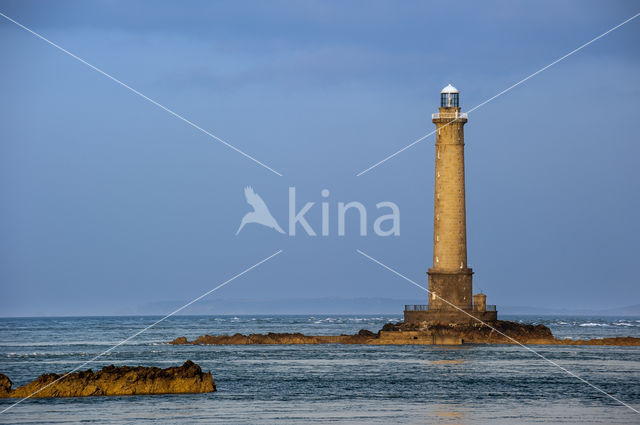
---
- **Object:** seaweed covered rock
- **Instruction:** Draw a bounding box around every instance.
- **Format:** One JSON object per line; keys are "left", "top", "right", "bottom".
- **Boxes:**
{"left": 171, "top": 331, "right": 377, "bottom": 345}
{"left": 0, "top": 360, "right": 215, "bottom": 398}
{"left": 357, "top": 329, "right": 376, "bottom": 337}
{"left": 0, "top": 374, "right": 12, "bottom": 397}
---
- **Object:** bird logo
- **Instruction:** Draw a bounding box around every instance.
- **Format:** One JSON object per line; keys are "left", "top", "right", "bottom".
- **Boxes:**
{"left": 236, "top": 186, "right": 285, "bottom": 235}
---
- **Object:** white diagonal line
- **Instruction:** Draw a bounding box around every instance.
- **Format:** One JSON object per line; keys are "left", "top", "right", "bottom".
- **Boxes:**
{"left": 356, "top": 12, "right": 640, "bottom": 176}
{"left": 356, "top": 249, "right": 640, "bottom": 414}
{"left": 0, "top": 249, "right": 283, "bottom": 414}
{"left": 0, "top": 11, "right": 283, "bottom": 177}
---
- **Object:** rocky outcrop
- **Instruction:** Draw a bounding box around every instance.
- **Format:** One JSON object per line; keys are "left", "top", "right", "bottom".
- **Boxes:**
{"left": 0, "top": 360, "right": 215, "bottom": 398}
{"left": 393, "top": 320, "right": 556, "bottom": 344}
{"left": 171, "top": 332, "right": 373, "bottom": 345}
{"left": 0, "top": 373, "right": 12, "bottom": 398}
{"left": 552, "top": 336, "right": 640, "bottom": 346}
{"left": 169, "top": 321, "right": 640, "bottom": 346}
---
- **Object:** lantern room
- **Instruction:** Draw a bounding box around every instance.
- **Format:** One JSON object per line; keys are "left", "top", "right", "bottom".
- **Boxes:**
{"left": 440, "top": 84, "right": 459, "bottom": 108}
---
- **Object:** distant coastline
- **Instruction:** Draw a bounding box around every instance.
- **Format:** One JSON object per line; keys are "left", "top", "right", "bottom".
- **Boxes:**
{"left": 2, "top": 298, "right": 640, "bottom": 318}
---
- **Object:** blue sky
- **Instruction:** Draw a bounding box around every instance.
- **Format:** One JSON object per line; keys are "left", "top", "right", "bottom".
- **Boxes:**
{"left": 1, "top": 1, "right": 639, "bottom": 316}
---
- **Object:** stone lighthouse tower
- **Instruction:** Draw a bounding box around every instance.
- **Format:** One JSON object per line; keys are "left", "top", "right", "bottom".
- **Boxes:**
{"left": 404, "top": 84, "right": 497, "bottom": 324}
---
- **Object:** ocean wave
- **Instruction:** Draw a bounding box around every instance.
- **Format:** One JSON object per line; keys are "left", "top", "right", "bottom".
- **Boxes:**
{"left": 6, "top": 351, "right": 89, "bottom": 358}
{"left": 0, "top": 340, "right": 167, "bottom": 348}
{"left": 304, "top": 317, "right": 397, "bottom": 324}
{"left": 579, "top": 323, "right": 609, "bottom": 327}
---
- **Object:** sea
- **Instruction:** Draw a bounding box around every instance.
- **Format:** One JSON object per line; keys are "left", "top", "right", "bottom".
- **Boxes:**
{"left": 0, "top": 315, "right": 639, "bottom": 424}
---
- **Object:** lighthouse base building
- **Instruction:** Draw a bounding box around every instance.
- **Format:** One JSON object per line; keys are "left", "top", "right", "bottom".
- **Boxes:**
{"left": 404, "top": 84, "right": 498, "bottom": 325}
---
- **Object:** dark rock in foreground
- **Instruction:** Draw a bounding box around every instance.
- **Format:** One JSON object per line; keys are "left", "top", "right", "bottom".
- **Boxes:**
{"left": 169, "top": 320, "right": 640, "bottom": 346}
{"left": 0, "top": 360, "right": 215, "bottom": 398}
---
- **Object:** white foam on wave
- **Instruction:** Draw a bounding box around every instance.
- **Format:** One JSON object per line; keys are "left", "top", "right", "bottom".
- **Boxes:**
{"left": 346, "top": 317, "right": 383, "bottom": 322}
{"left": 579, "top": 323, "right": 609, "bottom": 327}
{"left": 6, "top": 351, "right": 89, "bottom": 358}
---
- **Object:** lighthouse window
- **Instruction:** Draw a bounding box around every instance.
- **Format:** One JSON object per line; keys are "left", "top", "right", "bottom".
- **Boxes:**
{"left": 441, "top": 92, "right": 459, "bottom": 108}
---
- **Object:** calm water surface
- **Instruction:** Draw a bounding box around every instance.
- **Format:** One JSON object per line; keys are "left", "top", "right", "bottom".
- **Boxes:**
{"left": 0, "top": 315, "right": 639, "bottom": 424}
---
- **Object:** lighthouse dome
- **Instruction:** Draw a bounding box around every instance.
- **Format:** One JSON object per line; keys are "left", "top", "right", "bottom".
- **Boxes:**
{"left": 441, "top": 84, "right": 459, "bottom": 94}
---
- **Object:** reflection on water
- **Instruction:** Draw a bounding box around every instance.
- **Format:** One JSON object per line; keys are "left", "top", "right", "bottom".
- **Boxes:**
{"left": 433, "top": 404, "right": 466, "bottom": 425}
{"left": 430, "top": 359, "right": 465, "bottom": 365}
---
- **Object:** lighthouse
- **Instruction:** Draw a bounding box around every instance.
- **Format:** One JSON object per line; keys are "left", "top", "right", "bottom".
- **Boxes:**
{"left": 404, "top": 85, "right": 498, "bottom": 324}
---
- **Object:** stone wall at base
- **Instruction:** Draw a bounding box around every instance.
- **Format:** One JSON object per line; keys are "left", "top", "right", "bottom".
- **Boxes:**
{"left": 404, "top": 309, "right": 498, "bottom": 325}
{"left": 427, "top": 268, "right": 473, "bottom": 310}
{"left": 377, "top": 331, "right": 462, "bottom": 345}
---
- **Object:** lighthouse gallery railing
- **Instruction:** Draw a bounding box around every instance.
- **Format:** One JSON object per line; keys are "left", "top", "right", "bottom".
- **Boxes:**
{"left": 405, "top": 304, "right": 496, "bottom": 312}
{"left": 431, "top": 112, "right": 468, "bottom": 119}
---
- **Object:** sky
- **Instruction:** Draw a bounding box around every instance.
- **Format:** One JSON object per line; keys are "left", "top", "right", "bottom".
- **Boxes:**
{"left": 0, "top": 0, "right": 639, "bottom": 316}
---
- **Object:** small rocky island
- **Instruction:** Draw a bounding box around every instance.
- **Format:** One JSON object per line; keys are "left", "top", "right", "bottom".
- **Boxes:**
{"left": 0, "top": 360, "right": 215, "bottom": 398}
{"left": 170, "top": 321, "right": 640, "bottom": 346}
